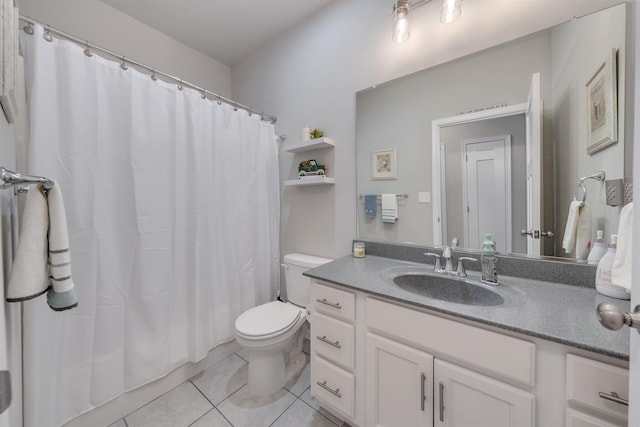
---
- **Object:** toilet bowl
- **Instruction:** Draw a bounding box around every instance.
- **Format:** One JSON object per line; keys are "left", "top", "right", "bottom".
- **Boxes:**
{"left": 234, "top": 253, "right": 332, "bottom": 397}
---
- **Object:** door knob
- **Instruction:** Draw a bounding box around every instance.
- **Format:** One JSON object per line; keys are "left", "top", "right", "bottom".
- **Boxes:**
{"left": 521, "top": 229, "right": 533, "bottom": 237}
{"left": 596, "top": 303, "right": 640, "bottom": 332}
{"left": 540, "top": 231, "right": 555, "bottom": 238}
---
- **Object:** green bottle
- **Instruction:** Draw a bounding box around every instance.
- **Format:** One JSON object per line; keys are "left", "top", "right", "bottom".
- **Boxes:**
{"left": 482, "top": 234, "right": 495, "bottom": 257}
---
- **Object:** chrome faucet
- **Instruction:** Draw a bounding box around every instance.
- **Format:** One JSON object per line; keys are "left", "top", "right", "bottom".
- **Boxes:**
{"left": 425, "top": 238, "right": 478, "bottom": 278}
{"left": 442, "top": 237, "right": 458, "bottom": 274}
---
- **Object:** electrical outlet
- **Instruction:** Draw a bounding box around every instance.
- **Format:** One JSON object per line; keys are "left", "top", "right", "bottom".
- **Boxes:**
{"left": 418, "top": 192, "right": 431, "bottom": 203}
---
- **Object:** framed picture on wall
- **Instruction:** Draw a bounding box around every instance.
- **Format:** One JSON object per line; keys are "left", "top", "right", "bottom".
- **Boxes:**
{"left": 586, "top": 48, "right": 618, "bottom": 155}
{"left": 372, "top": 148, "right": 397, "bottom": 180}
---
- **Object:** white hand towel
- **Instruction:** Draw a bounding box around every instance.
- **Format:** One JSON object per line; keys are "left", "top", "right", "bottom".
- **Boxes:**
{"left": 7, "top": 184, "right": 78, "bottom": 311}
{"left": 562, "top": 200, "right": 583, "bottom": 254}
{"left": 575, "top": 203, "right": 592, "bottom": 260}
{"left": 45, "top": 184, "right": 78, "bottom": 311}
{"left": 7, "top": 186, "right": 49, "bottom": 302}
{"left": 381, "top": 194, "right": 398, "bottom": 224}
{"left": 612, "top": 202, "right": 633, "bottom": 293}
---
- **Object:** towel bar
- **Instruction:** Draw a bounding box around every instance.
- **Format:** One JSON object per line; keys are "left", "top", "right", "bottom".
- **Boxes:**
{"left": 359, "top": 193, "right": 408, "bottom": 200}
{"left": 0, "top": 167, "right": 54, "bottom": 193}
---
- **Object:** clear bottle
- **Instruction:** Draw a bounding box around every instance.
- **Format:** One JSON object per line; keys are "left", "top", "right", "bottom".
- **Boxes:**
{"left": 595, "top": 234, "right": 628, "bottom": 299}
{"left": 481, "top": 233, "right": 498, "bottom": 284}
{"left": 587, "top": 230, "right": 607, "bottom": 263}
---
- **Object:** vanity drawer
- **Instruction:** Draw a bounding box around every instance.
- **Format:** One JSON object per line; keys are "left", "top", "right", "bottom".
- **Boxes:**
{"left": 311, "top": 311, "right": 354, "bottom": 370}
{"left": 311, "top": 282, "right": 355, "bottom": 323}
{"left": 311, "top": 354, "right": 355, "bottom": 419}
{"left": 566, "top": 354, "right": 629, "bottom": 420}
{"left": 366, "top": 297, "right": 535, "bottom": 386}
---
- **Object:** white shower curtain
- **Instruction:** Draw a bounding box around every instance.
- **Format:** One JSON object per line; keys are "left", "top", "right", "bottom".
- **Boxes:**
{"left": 19, "top": 25, "right": 280, "bottom": 427}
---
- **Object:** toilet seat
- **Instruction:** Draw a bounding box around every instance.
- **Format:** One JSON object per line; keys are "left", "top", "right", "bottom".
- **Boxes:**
{"left": 235, "top": 301, "right": 305, "bottom": 340}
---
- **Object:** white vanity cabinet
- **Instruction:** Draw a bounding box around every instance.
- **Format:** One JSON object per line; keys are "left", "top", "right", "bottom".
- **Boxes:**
{"left": 309, "top": 282, "right": 357, "bottom": 422}
{"left": 366, "top": 332, "right": 434, "bottom": 427}
{"left": 565, "top": 354, "right": 629, "bottom": 426}
{"left": 308, "top": 279, "right": 628, "bottom": 427}
{"left": 434, "top": 359, "right": 534, "bottom": 427}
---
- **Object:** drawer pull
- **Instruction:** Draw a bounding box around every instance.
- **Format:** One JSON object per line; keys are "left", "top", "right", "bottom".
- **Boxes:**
{"left": 439, "top": 381, "right": 445, "bottom": 422}
{"left": 420, "top": 372, "right": 426, "bottom": 411}
{"left": 317, "top": 380, "right": 342, "bottom": 398}
{"left": 599, "top": 391, "right": 629, "bottom": 406}
{"left": 316, "top": 335, "right": 341, "bottom": 349}
{"left": 316, "top": 298, "right": 342, "bottom": 309}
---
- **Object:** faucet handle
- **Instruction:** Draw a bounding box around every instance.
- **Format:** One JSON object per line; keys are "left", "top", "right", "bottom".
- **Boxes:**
{"left": 456, "top": 257, "right": 478, "bottom": 277}
{"left": 424, "top": 252, "right": 445, "bottom": 273}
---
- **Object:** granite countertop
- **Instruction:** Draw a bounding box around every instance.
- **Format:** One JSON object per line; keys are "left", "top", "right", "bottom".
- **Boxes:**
{"left": 305, "top": 255, "right": 631, "bottom": 360}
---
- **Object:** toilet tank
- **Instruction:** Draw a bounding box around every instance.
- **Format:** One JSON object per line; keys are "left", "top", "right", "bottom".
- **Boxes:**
{"left": 283, "top": 253, "right": 333, "bottom": 307}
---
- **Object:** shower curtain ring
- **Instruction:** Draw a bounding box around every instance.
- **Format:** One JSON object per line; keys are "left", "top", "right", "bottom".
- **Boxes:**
{"left": 23, "top": 19, "right": 34, "bottom": 35}
{"left": 151, "top": 69, "right": 158, "bottom": 81}
{"left": 177, "top": 80, "right": 183, "bottom": 91}
{"left": 43, "top": 25, "right": 53, "bottom": 42}
{"left": 83, "top": 42, "right": 93, "bottom": 57}
{"left": 201, "top": 90, "right": 206, "bottom": 100}
{"left": 216, "top": 96, "right": 222, "bottom": 106}
{"left": 120, "top": 56, "right": 128, "bottom": 70}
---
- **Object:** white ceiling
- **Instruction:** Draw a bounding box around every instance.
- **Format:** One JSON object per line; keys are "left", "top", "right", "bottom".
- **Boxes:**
{"left": 99, "top": 0, "right": 334, "bottom": 66}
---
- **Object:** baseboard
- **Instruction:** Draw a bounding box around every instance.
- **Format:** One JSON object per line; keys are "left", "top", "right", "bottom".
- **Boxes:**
{"left": 63, "top": 340, "right": 241, "bottom": 427}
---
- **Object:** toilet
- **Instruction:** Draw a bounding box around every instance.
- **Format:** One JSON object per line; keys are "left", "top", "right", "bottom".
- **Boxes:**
{"left": 235, "top": 253, "right": 332, "bottom": 396}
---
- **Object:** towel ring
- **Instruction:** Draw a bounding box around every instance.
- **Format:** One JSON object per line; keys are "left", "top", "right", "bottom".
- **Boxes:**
{"left": 573, "top": 171, "right": 605, "bottom": 204}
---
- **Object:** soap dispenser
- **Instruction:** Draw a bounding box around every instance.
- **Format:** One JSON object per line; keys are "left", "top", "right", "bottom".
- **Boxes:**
{"left": 595, "top": 234, "right": 628, "bottom": 299}
{"left": 587, "top": 230, "right": 607, "bottom": 263}
{"left": 481, "top": 233, "right": 498, "bottom": 285}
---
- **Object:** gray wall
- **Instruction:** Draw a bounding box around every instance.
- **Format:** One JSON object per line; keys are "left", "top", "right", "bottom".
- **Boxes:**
{"left": 18, "top": 0, "right": 232, "bottom": 97}
{"left": 551, "top": 3, "right": 628, "bottom": 256}
{"left": 355, "top": 33, "right": 550, "bottom": 250}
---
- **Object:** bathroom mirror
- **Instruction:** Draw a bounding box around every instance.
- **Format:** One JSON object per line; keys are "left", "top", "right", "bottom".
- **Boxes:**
{"left": 356, "top": 3, "right": 630, "bottom": 259}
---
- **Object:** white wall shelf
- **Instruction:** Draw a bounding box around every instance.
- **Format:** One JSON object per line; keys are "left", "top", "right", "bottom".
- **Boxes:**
{"left": 285, "top": 176, "right": 335, "bottom": 186}
{"left": 284, "top": 137, "right": 335, "bottom": 153}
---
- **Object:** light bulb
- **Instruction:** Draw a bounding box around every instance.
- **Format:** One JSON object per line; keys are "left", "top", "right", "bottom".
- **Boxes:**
{"left": 441, "top": 0, "right": 462, "bottom": 24}
{"left": 392, "top": 0, "right": 410, "bottom": 43}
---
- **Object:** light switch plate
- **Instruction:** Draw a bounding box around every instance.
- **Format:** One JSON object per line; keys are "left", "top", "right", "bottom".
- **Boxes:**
{"left": 418, "top": 192, "right": 431, "bottom": 203}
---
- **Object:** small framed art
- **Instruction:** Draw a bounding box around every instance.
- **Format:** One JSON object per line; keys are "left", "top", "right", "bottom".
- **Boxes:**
{"left": 372, "top": 148, "right": 397, "bottom": 180}
{"left": 586, "top": 48, "right": 618, "bottom": 155}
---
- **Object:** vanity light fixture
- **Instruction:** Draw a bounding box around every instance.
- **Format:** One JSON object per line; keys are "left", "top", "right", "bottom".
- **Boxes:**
{"left": 440, "top": 0, "right": 462, "bottom": 24}
{"left": 392, "top": 0, "right": 411, "bottom": 43}
{"left": 392, "top": 0, "right": 462, "bottom": 44}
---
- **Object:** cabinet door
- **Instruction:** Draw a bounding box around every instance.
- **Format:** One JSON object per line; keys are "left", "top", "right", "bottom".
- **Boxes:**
{"left": 366, "top": 332, "right": 433, "bottom": 427}
{"left": 434, "top": 359, "right": 534, "bottom": 427}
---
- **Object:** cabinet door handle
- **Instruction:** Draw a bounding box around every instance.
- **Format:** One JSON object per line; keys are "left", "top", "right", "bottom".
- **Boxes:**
{"left": 317, "top": 380, "right": 342, "bottom": 398}
{"left": 420, "top": 372, "right": 426, "bottom": 411}
{"left": 599, "top": 391, "right": 628, "bottom": 406}
{"left": 316, "top": 298, "right": 342, "bottom": 309}
{"left": 316, "top": 335, "right": 341, "bottom": 348}
{"left": 439, "top": 381, "right": 445, "bottom": 422}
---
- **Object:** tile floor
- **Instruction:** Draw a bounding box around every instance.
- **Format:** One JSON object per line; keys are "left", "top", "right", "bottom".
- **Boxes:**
{"left": 108, "top": 344, "right": 345, "bottom": 427}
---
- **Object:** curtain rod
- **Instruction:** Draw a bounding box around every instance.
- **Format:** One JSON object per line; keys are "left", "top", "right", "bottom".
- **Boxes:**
{"left": 19, "top": 16, "right": 277, "bottom": 124}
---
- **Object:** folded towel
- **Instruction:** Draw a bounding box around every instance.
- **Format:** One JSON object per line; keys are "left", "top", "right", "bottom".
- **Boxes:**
{"left": 381, "top": 194, "right": 398, "bottom": 224}
{"left": 7, "top": 184, "right": 78, "bottom": 311}
{"left": 612, "top": 202, "right": 633, "bottom": 293}
{"left": 46, "top": 184, "right": 78, "bottom": 311}
{"left": 575, "top": 203, "right": 592, "bottom": 260}
{"left": 7, "top": 186, "right": 49, "bottom": 302}
{"left": 364, "top": 194, "right": 377, "bottom": 218}
{"left": 562, "top": 200, "right": 584, "bottom": 255}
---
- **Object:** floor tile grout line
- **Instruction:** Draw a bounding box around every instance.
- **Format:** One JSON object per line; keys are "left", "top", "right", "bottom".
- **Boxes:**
{"left": 267, "top": 390, "right": 300, "bottom": 427}
{"left": 188, "top": 378, "right": 238, "bottom": 427}
{"left": 296, "top": 390, "right": 341, "bottom": 427}
{"left": 186, "top": 407, "right": 215, "bottom": 427}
